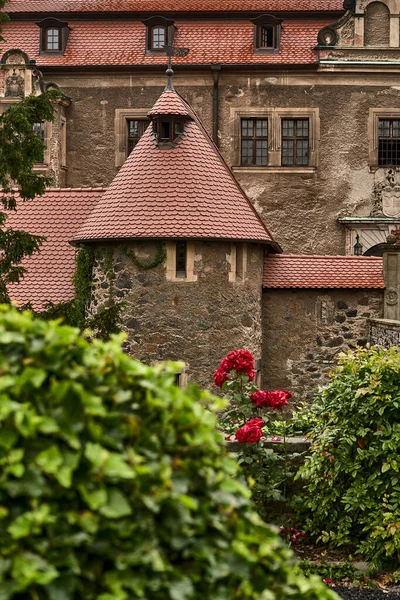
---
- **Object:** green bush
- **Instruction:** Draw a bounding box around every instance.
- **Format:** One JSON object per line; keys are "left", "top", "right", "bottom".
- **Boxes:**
{"left": 0, "top": 307, "right": 337, "bottom": 600}
{"left": 296, "top": 346, "right": 400, "bottom": 571}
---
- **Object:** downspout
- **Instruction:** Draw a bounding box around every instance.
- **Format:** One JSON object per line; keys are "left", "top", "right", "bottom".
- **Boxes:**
{"left": 211, "top": 63, "right": 221, "bottom": 146}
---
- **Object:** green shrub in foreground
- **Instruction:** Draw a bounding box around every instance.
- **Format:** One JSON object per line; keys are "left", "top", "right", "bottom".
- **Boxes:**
{"left": 296, "top": 346, "right": 400, "bottom": 572}
{"left": 0, "top": 307, "right": 338, "bottom": 600}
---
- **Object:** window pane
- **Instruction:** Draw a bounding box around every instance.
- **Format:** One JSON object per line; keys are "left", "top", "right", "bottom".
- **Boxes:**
{"left": 33, "top": 122, "right": 45, "bottom": 142}
{"left": 256, "top": 140, "right": 268, "bottom": 166}
{"left": 282, "top": 140, "right": 294, "bottom": 165}
{"left": 260, "top": 25, "right": 274, "bottom": 48}
{"left": 152, "top": 26, "right": 166, "bottom": 49}
{"left": 378, "top": 118, "right": 400, "bottom": 166}
{"left": 127, "top": 120, "right": 149, "bottom": 155}
{"left": 255, "top": 119, "right": 268, "bottom": 137}
{"left": 241, "top": 119, "right": 254, "bottom": 137}
{"left": 296, "top": 119, "right": 309, "bottom": 137}
{"left": 296, "top": 140, "right": 309, "bottom": 165}
{"left": 241, "top": 140, "right": 254, "bottom": 165}
{"left": 282, "top": 119, "right": 294, "bottom": 137}
{"left": 46, "top": 28, "right": 60, "bottom": 50}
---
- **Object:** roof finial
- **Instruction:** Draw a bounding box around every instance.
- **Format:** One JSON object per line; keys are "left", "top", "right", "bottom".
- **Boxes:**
{"left": 164, "top": 34, "right": 190, "bottom": 92}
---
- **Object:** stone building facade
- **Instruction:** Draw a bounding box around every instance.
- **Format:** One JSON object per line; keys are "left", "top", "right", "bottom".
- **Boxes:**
{"left": 3, "top": 0, "right": 400, "bottom": 400}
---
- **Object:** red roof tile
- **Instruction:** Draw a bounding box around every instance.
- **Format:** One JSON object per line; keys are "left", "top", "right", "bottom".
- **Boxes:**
{"left": 74, "top": 88, "right": 278, "bottom": 246}
{"left": 6, "top": 0, "right": 344, "bottom": 13}
{"left": 148, "top": 91, "right": 194, "bottom": 117}
{"left": 263, "top": 254, "right": 385, "bottom": 289}
{"left": 0, "top": 19, "right": 334, "bottom": 66}
{"left": 7, "top": 188, "right": 104, "bottom": 310}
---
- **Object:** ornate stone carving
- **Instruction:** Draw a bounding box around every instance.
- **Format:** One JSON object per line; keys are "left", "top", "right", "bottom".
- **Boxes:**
{"left": 371, "top": 169, "right": 400, "bottom": 218}
{"left": 386, "top": 288, "right": 398, "bottom": 306}
{"left": 5, "top": 69, "right": 25, "bottom": 97}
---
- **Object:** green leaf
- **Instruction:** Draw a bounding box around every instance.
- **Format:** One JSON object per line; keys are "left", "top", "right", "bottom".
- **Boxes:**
{"left": 36, "top": 445, "right": 63, "bottom": 475}
{"left": 99, "top": 489, "right": 132, "bottom": 519}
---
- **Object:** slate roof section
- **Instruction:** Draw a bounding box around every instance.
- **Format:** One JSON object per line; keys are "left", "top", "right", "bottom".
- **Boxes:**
{"left": 6, "top": 0, "right": 344, "bottom": 13}
{"left": 0, "top": 19, "right": 335, "bottom": 67}
{"left": 74, "top": 89, "right": 278, "bottom": 247}
{"left": 7, "top": 189, "right": 104, "bottom": 310}
{"left": 263, "top": 255, "right": 385, "bottom": 289}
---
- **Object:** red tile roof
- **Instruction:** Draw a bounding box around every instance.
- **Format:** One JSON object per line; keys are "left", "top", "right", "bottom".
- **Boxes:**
{"left": 148, "top": 91, "right": 194, "bottom": 117}
{"left": 7, "top": 188, "right": 104, "bottom": 310}
{"left": 74, "top": 88, "right": 278, "bottom": 247}
{"left": 263, "top": 255, "right": 385, "bottom": 289}
{"left": 6, "top": 0, "right": 344, "bottom": 13}
{"left": 0, "top": 19, "right": 334, "bottom": 66}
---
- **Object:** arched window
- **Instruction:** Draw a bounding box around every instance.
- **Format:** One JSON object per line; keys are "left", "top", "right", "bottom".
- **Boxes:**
{"left": 151, "top": 26, "right": 167, "bottom": 50}
{"left": 365, "top": 2, "right": 390, "bottom": 46}
{"left": 251, "top": 14, "right": 283, "bottom": 53}
{"left": 45, "top": 27, "right": 61, "bottom": 51}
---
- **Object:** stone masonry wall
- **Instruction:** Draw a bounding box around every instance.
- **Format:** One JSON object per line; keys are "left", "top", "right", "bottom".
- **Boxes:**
{"left": 262, "top": 289, "right": 384, "bottom": 403}
{"left": 370, "top": 318, "right": 400, "bottom": 347}
{"left": 89, "top": 240, "right": 264, "bottom": 390}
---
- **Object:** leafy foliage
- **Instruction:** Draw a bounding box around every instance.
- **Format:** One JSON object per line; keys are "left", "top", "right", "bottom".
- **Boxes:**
{"left": 0, "top": 82, "right": 61, "bottom": 302}
{"left": 0, "top": 306, "right": 338, "bottom": 600}
{"left": 296, "top": 346, "right": 400, "bottom": 570}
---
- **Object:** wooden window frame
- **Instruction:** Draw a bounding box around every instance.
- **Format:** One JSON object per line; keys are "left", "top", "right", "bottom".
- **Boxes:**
{"left": 115, "top": 109, "right": 149, "bottom": 167}
{"left": 142, "top": 16, "right": 175, "bottom": 55}
{"left": 251, "top": 14, "right": 282, "bottom": 54}
{"left": 368, "top": 108, "right": 400, "bottom": 170}
{"left": 281, "top": 118, "right": 310, "bottom": 167}
{"left": 37, "top": 18, "right": 70, "bottom": 55}
{"left": 127, "top": 119, "right": 149, "bottom": 156}
{"left": 378, "top": 118, "right": 400, "bottom": 167}
{"left": 230, "top": 107, "right": 319, "bottom": 173}
{"left": 240, "top": 118, "right": 268, "bottom": 167}
{"left": 154, "top": 117, "right": 183, "bottom": 146}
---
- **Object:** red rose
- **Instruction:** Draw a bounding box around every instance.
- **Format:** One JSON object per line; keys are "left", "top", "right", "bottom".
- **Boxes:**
{"left": 250, "top": 390, "right": 269, "bottom": 407}
{"left": 266, "top": 390, "right": 290, "bottom": 409}
{"left": 220, "top": 349, "right": 255, "bottom": 377}
{"left": 235, "top": 422, "right": 263, "bottom": 444}
{"left": 213, "top": 366, "right": 228, "bottom": 387}
{"left": 247, "top": 417, "right": 264, "bottom": 428}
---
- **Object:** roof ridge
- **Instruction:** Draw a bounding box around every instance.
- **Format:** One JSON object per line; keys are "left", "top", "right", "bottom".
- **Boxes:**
{"left": 267, "top": 254, "right": 384, "bottom": 260}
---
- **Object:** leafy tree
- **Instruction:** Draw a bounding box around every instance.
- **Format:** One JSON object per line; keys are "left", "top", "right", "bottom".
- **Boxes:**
{"left": 0, "top": 1, "right": 60, "bottom": 302}
{"left": 0, "top": 306, "right": 339, "bottom": 600}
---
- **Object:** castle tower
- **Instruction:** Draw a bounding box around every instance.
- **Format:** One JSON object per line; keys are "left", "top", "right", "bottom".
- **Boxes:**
{"left": 73, "top": 77, "right": 280, "bottom": 388}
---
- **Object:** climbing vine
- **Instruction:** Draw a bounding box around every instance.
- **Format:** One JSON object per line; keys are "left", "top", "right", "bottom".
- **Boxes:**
{"left": 123, "top": 243, "right": 166, "bottom": 271}
{"left": 35, "top": 242, "right": 166, "bottom": 340}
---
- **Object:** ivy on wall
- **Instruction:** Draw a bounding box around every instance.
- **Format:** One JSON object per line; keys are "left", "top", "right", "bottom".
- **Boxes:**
{"left": 34, "top": 242, "right": 166, "bottom": 340}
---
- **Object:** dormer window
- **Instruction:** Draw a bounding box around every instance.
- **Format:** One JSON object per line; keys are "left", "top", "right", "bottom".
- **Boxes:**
{"left": 251, "top": 14, "right": 282, "bottom": 53}
{"left": 154, "top": 117, "right": 182, "bottom": 144}
{"left": 37, "top": 18, "right": 70, "bottom": 55}
{"left": 45, "top": 27, "right": 61, "bottom": 51}
{"left": 151, "top": 26, "right": 167, "bottom": 50}
{"left": 143, "top": 16, "right": 175, "bottom": 54}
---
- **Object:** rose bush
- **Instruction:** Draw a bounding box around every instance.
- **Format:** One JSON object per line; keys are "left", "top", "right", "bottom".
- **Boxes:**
{"left": 215, "top": 349, "right": 298, "bottom": 517}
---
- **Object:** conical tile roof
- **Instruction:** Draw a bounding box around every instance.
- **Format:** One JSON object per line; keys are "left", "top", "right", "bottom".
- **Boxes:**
{"left": 73, "top": 88, "right": 279, "bottom": 249}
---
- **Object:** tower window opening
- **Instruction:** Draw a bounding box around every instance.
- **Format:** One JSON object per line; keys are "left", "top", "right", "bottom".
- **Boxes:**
{"left": 176, "top": 242, "right": 187, "bottom": 278}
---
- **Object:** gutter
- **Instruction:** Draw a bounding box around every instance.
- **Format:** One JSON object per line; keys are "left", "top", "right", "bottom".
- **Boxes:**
{"left": 211, "top": 64, "right": 221, "bottom": 146}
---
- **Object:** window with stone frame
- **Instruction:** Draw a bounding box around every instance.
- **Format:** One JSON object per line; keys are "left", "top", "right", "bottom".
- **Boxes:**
{"left": 281, "top": 118, "right": 310, "bottom": 166}
{"left": 166, "top": 241, "right": 197, "bottom": 282}
{"left": 378, "top": 118, "right": 400, "bottom": 167}
{"left": 33, "top": 121, "right": 46, "bottom": 164}
{"left": 127, "top": 119, "right": 150, "bottom": 155}
{"left": 240, "top": 118, "right": 268, "bottom": 166}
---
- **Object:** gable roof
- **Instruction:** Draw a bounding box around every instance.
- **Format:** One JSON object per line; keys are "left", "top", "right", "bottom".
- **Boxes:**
{"left": 7, "top": 189, "right": 104, "bottom": 310}
{"left": 6, "top": 0, "right": 344, "bottom": 13}
{"left": 74, "top": 88, "right": 279, "bottom": 248}
{"left": 0, "top": 19, "right": 334, "bottom": 67}
{"left": 263, "top": 254, "right": 385, "bottom": 289}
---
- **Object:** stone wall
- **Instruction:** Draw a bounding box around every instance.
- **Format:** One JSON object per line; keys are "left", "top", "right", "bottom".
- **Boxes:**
{"left": 370, "top": 318, "right": 400, "bottom": 347}
{"left": 262, "top": 288, "right": 384, "bottom": 403}
{"left": 89, "top": 240, "right": 264, "bottom": 389}
{"left": 46, "top": 68, "right": 400, "bottom": 256}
